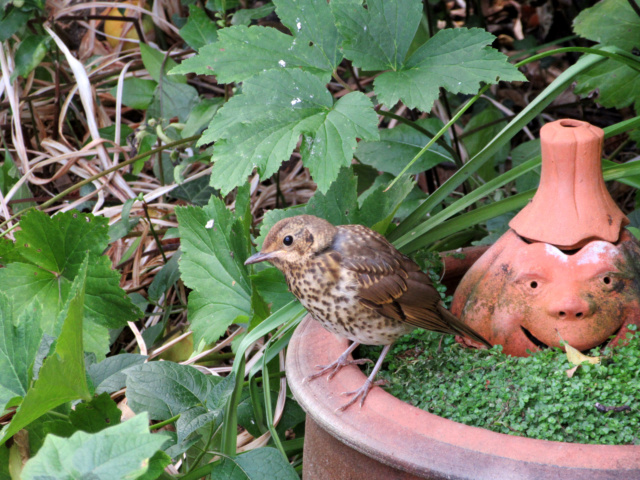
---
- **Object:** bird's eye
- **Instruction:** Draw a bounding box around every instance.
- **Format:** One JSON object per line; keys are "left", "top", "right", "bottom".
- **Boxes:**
{"left": 283, "top": 235, "right": 293, "bottom": 246}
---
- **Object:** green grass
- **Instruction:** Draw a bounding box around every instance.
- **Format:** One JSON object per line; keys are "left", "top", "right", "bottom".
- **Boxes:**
{"left": 360, "top": 324, "right": 640, "bottom": 445}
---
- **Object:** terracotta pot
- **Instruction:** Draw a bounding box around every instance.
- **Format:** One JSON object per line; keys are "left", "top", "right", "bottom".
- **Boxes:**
{"left": 286, "top": 248, "right": 640, "bottom": 479}
{"left": 287, "top": 318, "right": 640, "bottom": 479}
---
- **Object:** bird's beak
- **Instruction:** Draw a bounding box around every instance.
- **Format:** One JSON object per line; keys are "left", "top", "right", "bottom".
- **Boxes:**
{"left": 245, "top": 250, "right": 280, "bottom": 265}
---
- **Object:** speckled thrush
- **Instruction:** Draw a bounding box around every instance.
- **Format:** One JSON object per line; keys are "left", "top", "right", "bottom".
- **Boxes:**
{"left": 245, "top": 215, "right": 491, "bottom": 410}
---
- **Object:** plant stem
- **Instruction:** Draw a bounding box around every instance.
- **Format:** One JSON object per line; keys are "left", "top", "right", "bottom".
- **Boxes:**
{"left": 149, "top": 413, "right": 180, "bottom": 430}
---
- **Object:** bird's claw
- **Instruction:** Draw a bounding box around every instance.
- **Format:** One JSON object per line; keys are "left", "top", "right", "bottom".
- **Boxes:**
{"left": 304, "top": 357, "right": 373, "bottom": 383}
{"left": 335, "top": 378, "right": 386, "bottom": 411}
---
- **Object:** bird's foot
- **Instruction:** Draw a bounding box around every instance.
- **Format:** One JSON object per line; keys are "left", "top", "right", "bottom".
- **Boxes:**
{"left": 305, "top": 356, "right": 373, "bottom": 383}
{"left": 336, "top": 378, "right": 386, "bottom": 411}
{"left": 304, "top": 342, "right": 371, "bottom": 383}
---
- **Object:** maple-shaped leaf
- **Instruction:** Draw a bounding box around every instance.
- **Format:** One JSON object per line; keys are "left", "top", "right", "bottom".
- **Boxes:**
{"left": 172, "top": 25, "right": 332, "bottom": 83}
{"left": 274, "top": 0, "right": 343, "bottom": 70}
{"left": 201, "top": 69, "right": 378, "bottom": 194}
{"left": 373, "top": 28, "right": 526, "bottom": 111}
{"left": 172, "top": 0, "right": 341, "bottom": 82}
{"left": 332, "top": 0, "right": 525, "bottom": 111}
{"left": 176, "top": 197, "right": 253, "bottom": 345}
{"left": 0, "top": 210, "right": 141, "bottom": 358}
{"left": 331, "top": 0, "right": 422, "bottom": 71}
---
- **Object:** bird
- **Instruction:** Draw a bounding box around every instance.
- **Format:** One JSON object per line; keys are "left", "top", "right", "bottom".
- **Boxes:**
{"left": 245, "top": 215, "right": 491, "bottom": 411}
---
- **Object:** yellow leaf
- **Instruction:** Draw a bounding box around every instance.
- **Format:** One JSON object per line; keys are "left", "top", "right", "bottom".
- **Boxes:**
{"left": 565, "top": 343, "right": 601, "bottom": 366}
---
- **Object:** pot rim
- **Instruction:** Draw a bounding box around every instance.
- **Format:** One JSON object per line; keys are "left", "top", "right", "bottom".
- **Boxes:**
{"left": 287, "top": 316, "right": 640, "bottom": 479}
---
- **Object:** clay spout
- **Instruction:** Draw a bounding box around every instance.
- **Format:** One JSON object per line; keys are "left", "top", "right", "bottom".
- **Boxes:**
{"left": 509, "top": 119, "right": 628, "bottom": 249}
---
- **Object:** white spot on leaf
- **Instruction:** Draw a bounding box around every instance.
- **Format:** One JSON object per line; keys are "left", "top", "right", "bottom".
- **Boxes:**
{"left": 205, "top": 219, "right": 215, "bottom": 229}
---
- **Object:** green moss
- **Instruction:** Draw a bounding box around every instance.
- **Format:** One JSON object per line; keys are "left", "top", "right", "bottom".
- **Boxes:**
{"left": 359, "top": 325, "right": 640, "bottom": 445}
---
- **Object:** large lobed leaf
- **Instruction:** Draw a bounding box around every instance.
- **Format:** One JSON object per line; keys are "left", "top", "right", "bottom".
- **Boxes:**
{"left": 0, "top": 294, "right": 42, "bottom": 413}
{"left": 126, "top": 361, "right": 235, "bottom": 443}
{"left": 372, "top": 28, "right": 527, "bottom": 111}
{"left": 173, "top": 0, "right": 341, "bottom": 81}
{"left": 174, "top": 25, "right": 332, "bottom": 83}
{"left": 0, "top": 210, "right": 141, "bottom": 358}
{"left": 177, "top": 196, "right": 253, "bottom": 345}
{"left": 201, "top": 69, "right": 378, "bottom": 194}
{"left": 212, "top": 447, "right": 299, "bottom": 479}
{"left": 355, "top": 118, "right": 454, "bottom": 176}
{"left": 331, "top": 0, "right": 422, "bottom": 71}
{"left": 21, "top": 413, "right": 169, "bottom": 480}
{"left": 0, "top": 257, "right": 91, "bottom": 446}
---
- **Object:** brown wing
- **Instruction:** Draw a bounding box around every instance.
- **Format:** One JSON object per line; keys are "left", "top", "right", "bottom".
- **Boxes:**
{"left": 333, "top": 225, "right": 491, "bottom": 347}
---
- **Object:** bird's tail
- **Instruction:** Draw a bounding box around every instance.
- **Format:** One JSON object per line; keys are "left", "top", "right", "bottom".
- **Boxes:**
{"left": 437, "top": 304, "right": 492, "bottom": 349}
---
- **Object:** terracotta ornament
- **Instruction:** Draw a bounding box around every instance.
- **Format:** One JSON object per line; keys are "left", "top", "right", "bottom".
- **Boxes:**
{"left": 452, "top": 119, "right": 640, "bottom": 356}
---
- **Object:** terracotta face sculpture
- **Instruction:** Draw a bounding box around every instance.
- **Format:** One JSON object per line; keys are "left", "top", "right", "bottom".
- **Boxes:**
{"left": 452, "top": 230, "right": 640, "bottom": 356}
{"left": 452, "top": 119, "right": 640, "bottom": 356}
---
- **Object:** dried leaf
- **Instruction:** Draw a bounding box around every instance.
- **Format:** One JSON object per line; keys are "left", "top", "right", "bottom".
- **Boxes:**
{"left": 565, "top": 343, "right": 601, "bottom": 366}
{"left": 565, "top": 343, "right": 600, "bottom": 377}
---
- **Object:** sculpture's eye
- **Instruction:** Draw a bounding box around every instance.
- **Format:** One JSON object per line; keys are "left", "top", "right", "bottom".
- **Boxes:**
{"left": 283, "top": 235, "right": 294, "bottom": 246}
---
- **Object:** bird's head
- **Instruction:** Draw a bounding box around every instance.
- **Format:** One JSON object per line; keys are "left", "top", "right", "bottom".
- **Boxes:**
{"left": 245, "top": 215, "right": 337, "bottom": 268}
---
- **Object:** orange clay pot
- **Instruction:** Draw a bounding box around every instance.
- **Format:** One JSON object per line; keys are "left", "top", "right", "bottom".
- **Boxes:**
{"left": 452, "top": 119, "right": 640, "bottom": 356}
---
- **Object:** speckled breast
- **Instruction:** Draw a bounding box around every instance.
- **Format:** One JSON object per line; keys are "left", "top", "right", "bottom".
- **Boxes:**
{"left": 287, "top": 257, "right": 413, "bottom": 346}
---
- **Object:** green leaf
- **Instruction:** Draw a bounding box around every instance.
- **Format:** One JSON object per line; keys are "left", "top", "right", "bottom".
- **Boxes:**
{"left": 511, "top": 140, "right": 541, "bottom": 193}
{"left": 355, "top": 118, "right": 453, "bottom": 175}
{"left": 274, "top": 0, "right": 342, "bottom": 70}
{"left": 0, "top": 294, "right": 42, "bottom": 412}
{"left": 231, "top": 4, "right": 276, "bottom": 26}
{"left": 140, "top": 43, "right": 186, "bottom": 84}
{"left": 462, "top": 104, "right": 508, "bottom": 181}
{"left": 171, "top": 176, "right": 218, "bottom": 206}
{"left": 181, "top": 97, "right": 224, "bottom": 138}
{"left": 21, "top": 413, "right": 167, "bottom": 480}
{"left": 374, "top": 28, "right": 526, "bottom": 110}
{"left": 304, "top": 167, "right": 359, "bottom": 224}
{"left": 69, "top": 393, "right": 122, "bottom": 433}
{"left": 111, "top": 77, "right": 157, "bottom": 110}
{"left": 176, "top": 373, "right": 235, "bottom": 442}
{"left": 0, "top": 444, "right": 9, "bottom": 480}
{"left": 300, "top": 91, "right": 379, "bottom": 192}
{"left": 332, "top": 0, "right": 422, "bottom": 71}
{"left": 358, "top": 174, "right": 414, "bottom": 233}
{"left": 0, "top": 152, "right": 35, "bottom": 214}
{"left": 203, "top": 69, "right": 378, "bottom": 194}
{"left": 180, "top": 4, "right": 218, "bottom": 50}
{"left": 87, "top": 353, "right": 147, "bottom": 394}
{"left": 177, "top": 197, "right": 252, "bottom": 344}
{"left": 573, "top": 0, "right": 640, "bottom": 54}
{"left": 11, "top": 34, "right": 49, "bottom": 82}
{"left": 0, "top": 8, "right": 30, "bottom": 42}
{"left": 147, "top": 78, "right": 200, "bottom": 123}
{"left": 126, "top": 361, "right": 231, "bottom": 422}
{"left": 0, "top": 210, "right": 141, "bottom": 357}
{"left": 148, "top": 251, "right": 181, "bottom": 302}
{"left": 0, "top": 256, "right": 91, "bottom": 445}
{"left": 574, "top": 60, "right": 640, "bottom": 112}
{"left": 212, "top": 447, "right": 298, "bottom": 479}
{"left": 256, "top": 166, "right": 412, "bottom": 242}
{"left": 173, "top": 25, "right": 332, "bottom": 82}
{"left": 250, "top": 268, "right": 294, "bottom": 312}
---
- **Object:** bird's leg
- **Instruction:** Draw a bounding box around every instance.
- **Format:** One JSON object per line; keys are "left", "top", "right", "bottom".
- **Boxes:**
{"left": 305, "top": 341, "right": 373, "bottom": 382}
{"left": 338, "top": 344, "right": 392, "bottom": 411}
